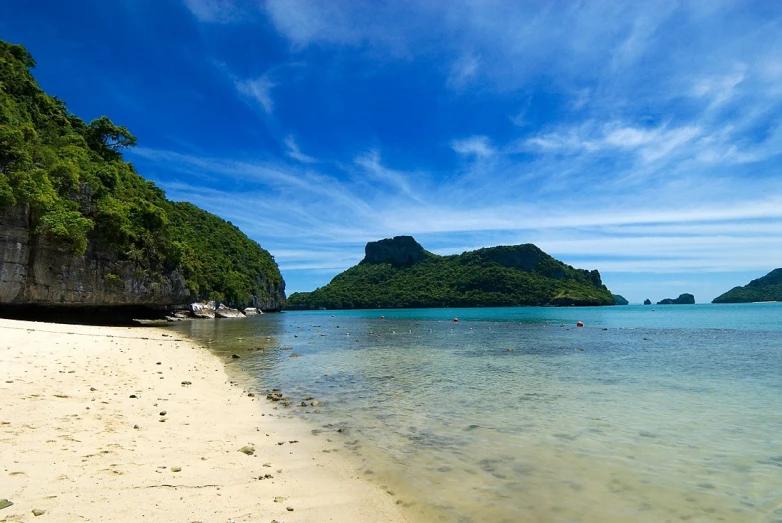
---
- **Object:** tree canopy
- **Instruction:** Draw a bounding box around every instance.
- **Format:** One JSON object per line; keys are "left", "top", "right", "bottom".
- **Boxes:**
{"left": 712, "top": 269, "right": 782, "bottom": 303}
{"left": 287, "top": 241, "right": 615, "bottom": 309}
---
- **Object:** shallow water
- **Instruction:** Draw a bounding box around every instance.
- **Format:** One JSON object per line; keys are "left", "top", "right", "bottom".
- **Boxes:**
{"left": 167, "top": 304, "right": 782, "bottom": 522}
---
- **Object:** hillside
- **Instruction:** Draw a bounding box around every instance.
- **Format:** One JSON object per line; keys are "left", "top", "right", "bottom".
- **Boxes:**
{"left": 712, "top": 269, "right": 782, "bottom": 303}
{"left": 0, "top": 40, "right": 284, "bottom": 311}
{"left": 286, "top": 236, "right": 615, "bottom": 309}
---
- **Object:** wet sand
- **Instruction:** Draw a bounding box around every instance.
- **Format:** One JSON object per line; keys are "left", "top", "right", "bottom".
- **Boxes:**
{"left": 0, "top": 318, "right": 407, "bottom": 522}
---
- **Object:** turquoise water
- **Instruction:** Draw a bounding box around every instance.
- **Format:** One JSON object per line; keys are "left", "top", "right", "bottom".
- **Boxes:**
{"left": 168, "top": 304, "right": 782, "bottom": 522}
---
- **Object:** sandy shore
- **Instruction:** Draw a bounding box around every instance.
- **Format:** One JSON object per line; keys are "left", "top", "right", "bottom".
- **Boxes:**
{"left": 0, "top": 318, "right": 408, "bottom": 523}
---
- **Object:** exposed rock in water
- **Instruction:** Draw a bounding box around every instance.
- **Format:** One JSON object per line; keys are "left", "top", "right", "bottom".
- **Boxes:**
{"left": 215, "top": 304, "right": 244, "bottom": 318}
{"left": 657, "top": 293, "right": 695, "bottom": 305}
{"left": 644, "top": 299, "right": 652, "bottom": 305}
{"left": 190, "top": 301, "right": 215, "bottom": 319}
{"left": 243, "top": 307, "right": 261, "bottom": 315}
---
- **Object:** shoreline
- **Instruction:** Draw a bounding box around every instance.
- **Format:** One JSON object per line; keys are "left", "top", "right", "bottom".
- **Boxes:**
{"left": 0, "top": 318, "right": 407, "bottom": 522}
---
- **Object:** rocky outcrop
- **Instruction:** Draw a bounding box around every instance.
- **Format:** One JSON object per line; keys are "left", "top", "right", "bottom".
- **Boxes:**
{"left": 243, "top": 307, "right": 261, "bottom": 315}
{"left": 0, "top": 206, "right": 191, "bottom": 307}
{"left": 361, "top": 236, "right": 428, "bottom": 266}
{"left": 190, "top": 301, "right": 216, "bottom": 318}
{"left": 215, "top": 304, "right": 244, "bottom": 318}
{"left": 657, "top": 293, "right": 695, "bottom": 305}
{"left": 644, "top": 299, "right": 652, "bottom": 305}
{"left": 613, "top": 294, "right": 629, "bottom": 305}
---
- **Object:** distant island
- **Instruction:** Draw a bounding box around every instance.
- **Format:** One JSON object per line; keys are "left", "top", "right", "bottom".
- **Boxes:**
{"left": 644, "top": 299, "right": 652, "bottom": 305}
{"left": 712, "top": 269, "right": 782, "bottom": 303}
{"left": 286, "top": 236, "right": 616, "bottom": 309}
{"left": 613, "top": 294, "right": 629, "bottom": 305}
{"left": 657, "top": 293, "right": 695, "bottom": 305}
{"left": 0, "top": 41, "right": 285, "bottom": 316}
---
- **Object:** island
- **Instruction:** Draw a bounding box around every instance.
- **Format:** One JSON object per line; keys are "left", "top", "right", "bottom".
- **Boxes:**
{"left": 644, "top": 299, "right": 652, "bottom": 305}
{"left": 712, "top": 268, "right": 782, "bottom": 303}
{"left": 657, "top": 293, "right": 695, "bottom": 305}
{"left": 0, "top": 41, "right": 285, "bottom": 320}
{"left": 613, "top": 294, "right": 629, "bottom": 305}
{"left": 286, "top": 236, "right": 616, "bottom": 309}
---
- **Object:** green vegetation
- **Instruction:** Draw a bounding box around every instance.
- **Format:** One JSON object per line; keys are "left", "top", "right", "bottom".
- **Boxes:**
{"left": 712, "top": 269, "right": 782, "bottom": 303}
{"left": 657, "top": 293, "right": 695, "bottom": 305}
{"left": 287, "top": 238, "right": 615, "bottom": 309}
{"left": 0, "top": 40, "right": 283, "bottom": 308}
{"left": 612, "top": 294, "right": 629, "bottom": 305}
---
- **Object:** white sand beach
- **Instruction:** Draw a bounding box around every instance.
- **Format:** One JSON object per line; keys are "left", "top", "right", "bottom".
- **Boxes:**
{"left": 0, "top": 318, "right": 407, "bottom": 523}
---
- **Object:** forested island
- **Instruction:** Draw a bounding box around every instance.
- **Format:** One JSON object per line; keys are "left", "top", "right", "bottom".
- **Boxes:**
{"left": 286, "top": 236, "right": 616, "bottom": 309}
{"left": 612, "top": 294, "right": 629, "bottom": 305}
{"left": 657, "top": 293, "right": 695, "bottom": 305}
{"left": 712, "top": 269, "right": 782, "bottom": 303}
{"left": 0, "top": 41, "right": 285, "bottom": 315}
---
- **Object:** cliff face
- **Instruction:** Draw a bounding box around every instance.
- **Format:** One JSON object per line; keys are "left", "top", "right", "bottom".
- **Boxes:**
{"left": 0, "top": 205, "right": 191, "bottom": 306}
{"left": 362, "top": 236, "right": 428, "bottom": 266}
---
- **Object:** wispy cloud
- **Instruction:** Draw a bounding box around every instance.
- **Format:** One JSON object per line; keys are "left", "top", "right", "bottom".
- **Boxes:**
{"left": 234, "top": 75, "right": 275, "bottom": 113}
{"left": 284, "top": 135, "right": 316, "bottom": 163}
{"left": 451, "top": 136, "right": 495, "bottom": 158}
{"left": 447, "top": 54, "right": 480, "bottom": 91}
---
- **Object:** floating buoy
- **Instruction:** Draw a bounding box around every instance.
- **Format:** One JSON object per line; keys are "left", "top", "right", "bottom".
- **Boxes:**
{"left": 576, "top": 321, "right": 584, "bottom": 327}
{"left": 453, "top": 318, "right": 459, "bottom": 323}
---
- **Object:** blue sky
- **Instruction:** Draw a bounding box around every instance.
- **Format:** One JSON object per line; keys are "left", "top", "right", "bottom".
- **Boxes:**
{"left": 3, "top": 1, "right": 782, "bottom": 303}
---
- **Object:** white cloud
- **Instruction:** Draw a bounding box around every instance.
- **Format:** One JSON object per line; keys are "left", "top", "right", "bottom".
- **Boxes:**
{"left": 234, "top": 75, "right": 275, "bottom": 113}
{"left": 451, "top": 136, "right": 495, "bottom": 157}
{"left": 284, "top": 136, "right": 316, "bottom": 163}
{"left": 354, "top": 150, "right": 424, "bottom": 202}
{"left": 523, "top": 122, "right": 702, "bottom": 165}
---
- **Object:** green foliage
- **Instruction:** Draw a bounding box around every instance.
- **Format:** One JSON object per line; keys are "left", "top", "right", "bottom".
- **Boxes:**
{"left": 86, "top": 116, "right": 137, "bottom": 161}
{"left": 103, "top": 273, "right": 123, "bottom": 288}
{"left": 0, "top": 40, "right": 284, "bottom": 308}
{"left": 712, "top": 269, "right": 782, "bottom": 303}
{"left": 37, "top": 201, "right": 94, "bottom": 255}
{"left": 287, "top": 242, "right": 615, "bottom": 309}
{"left": 167, "top": 202, "right": 284, "bottom": 307}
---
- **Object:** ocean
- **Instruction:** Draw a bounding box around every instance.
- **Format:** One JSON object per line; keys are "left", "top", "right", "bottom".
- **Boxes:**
{"left": 166, "top": 303, "right": 782, "bottom": 522}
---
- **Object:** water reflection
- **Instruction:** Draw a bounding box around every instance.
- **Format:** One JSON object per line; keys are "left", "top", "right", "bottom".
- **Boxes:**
{"left": 162, "top": 307, "right": 782, "bottom": 523}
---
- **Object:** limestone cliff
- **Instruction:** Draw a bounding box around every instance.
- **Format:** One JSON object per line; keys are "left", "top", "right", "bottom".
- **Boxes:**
{"left": 0, "top": 205, "right": 191, "bottom": 306}
{"left": 362, "top": 236, "right": 429, "bottom": 266}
